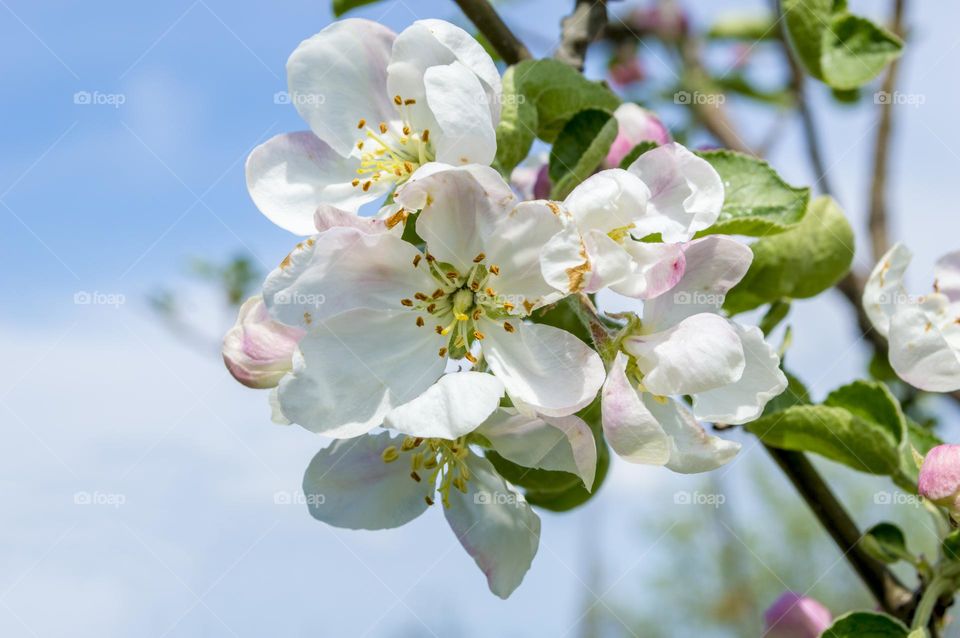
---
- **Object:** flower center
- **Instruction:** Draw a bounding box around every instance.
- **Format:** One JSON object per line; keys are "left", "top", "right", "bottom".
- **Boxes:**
{"left": 351, "top": 94, "right": 435, "bottom": 193}
{"left": 400, "top": 252, "right": 522, "bottom": 363}
{"left": 381, "top": 436, "right": 471, "bottom": 507}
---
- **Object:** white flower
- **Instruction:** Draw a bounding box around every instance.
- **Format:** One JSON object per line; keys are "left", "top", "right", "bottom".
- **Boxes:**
{"left": 246, "top": 18, "right": 501, "bottom": 235}
{"left": 603, "top": 103, "right": 671, "bottom": 169}
{"left": 263, "top": 165, "right": 605, "bottom": 440}
{"left": 300, "top": 408, "right": 596, "bottom": 598}
{"left": 542, "top": 142, "right": 724, "bottom": 299}
{"left": 863, "top": 243, "right": 960, "bottom": 392}
{"left": 600, "top": 236, "right": 788, "bottom": 472}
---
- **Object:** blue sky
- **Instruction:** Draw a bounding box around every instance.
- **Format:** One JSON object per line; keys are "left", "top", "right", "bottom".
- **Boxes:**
{"left": 3, "top": 0, "right": 960, "bottom": 636}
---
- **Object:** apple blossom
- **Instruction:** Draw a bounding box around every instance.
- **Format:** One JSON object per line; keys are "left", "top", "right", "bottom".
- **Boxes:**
{"left": 600, "top": 236, "right": 787, "bottom": 472}
{"left": 763, "top": 592, "right": 832, "bottom": 638}
{"left": 263, "top": 164, "right": 605, "bottom": 440}
{"left": 603, "top": 103, "right": 671, "bottom": 169}
{"left": 245, "top": 18, "right": 501, "bottom": 234}
{"left": 301, "top": 408, "right": 596, "bottom": 598}
{"left": 222, "top": 295, "right": 305, "bottom": 389}
{"left": 918, "top": 444, "right": 960, "bottom": 516}
{"left": 863, "top": 243, "right": 960, "bottom": 392}
{"left": 541, "top": 142, "right": 723, "bottom": 299}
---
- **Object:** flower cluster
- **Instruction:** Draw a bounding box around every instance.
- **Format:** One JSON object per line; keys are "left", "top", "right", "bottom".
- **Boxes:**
{"left": 224, "top": 17, "right": 787, "bottom": 598}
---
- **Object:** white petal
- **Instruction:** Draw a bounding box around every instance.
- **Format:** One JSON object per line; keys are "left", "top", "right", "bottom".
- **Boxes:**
{"left": 888, "top": 296, "right": 960, "bottom": 392}
{"left": 935, "top": 251, "right": 960, "bottom": 303}
{"left": 302, "top": 432, "right": 433, "bottom": 529}
{"left": 626, "top": 142, "right": 723, "bottom": 242}
{"left": 287, "top": 19, "right": 396, "bottom": 157}
{"left": 245, "top": 132, "right": 386, "bottom": 235}
{"left": 269, "top": 387, "right": 291, "bottom": 425}
{"left": 863, "top": 242, "right": 912, "bottom": 337}
{"left": 600, "top": 353, "right": 671, "bottom": 465}
{"left": 384, "top": 371, "right": 504, "bottom": 439}
{"left": 481, "top": 319, "right": 605, "bottom": 417}
{"left": 642, "top": 235, "right": 753, "bottom": 329}
{"left": 263, "top": 227, "right": 434, "bottom": 328}
{"left": 444, "top": 454, "right": 540, "bottom": 599}
{"left": 222, "top": 295, "right": 304, "bottom": 389}
{"left": 625, "top": 313, "right": 745, "bottom": 396}
{"left": 424, "top": 62, "right": 497, "bottom": 166}
{"left": 477, "top": 408, "right": 598, "bottom": 490}
{"left": 646, "top": 397, "right": 740, "bottom": 473}
{"left": 563, "top": 168, "right": 650, "bottom": 235}
{"left": 278, "top": 309, "right": 445, "bottom": 437}
{"left": 314, "top": 204, "right": 389, "bottom": 234}
{"left": 579, "top": 230, "right": 634, "bottom": 294}
{"left": 609, "top": 239, "right": 687, "bottom": 299}
{"left": 693, "top": 324, "right": 788, "bottom": 424}
{"left": 541, "top": 224, "right": 590, "bottom": 294}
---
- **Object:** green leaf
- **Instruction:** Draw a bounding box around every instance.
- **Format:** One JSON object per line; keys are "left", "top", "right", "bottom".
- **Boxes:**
{"left": 759, "top": 300, "right": 791, "bottom": 336}
{"left": 331, "top": 0, "right": 381, "bottom": 16}
{"left": 724, "top": 196, "right": 854, "bottom": 314}
{"left": 707, "top": 14, "right": 779, "bottom": 41}
{"left": 493, "top": 59, "right": 620, "bottom": 173}
{"left": 617, "top": 141, "right": 659, "bottom": 169}
{"left": 823, "top": 611, "right": 910, "bottom": 637}
{"left": 896, "top": 419, "right": 942, "bottom": 489}
{"left": 761, "top": 370, "right": 810, "bottom": 416}
{"left": 548, "top": 110, "right": 619, "bottom": 200}
{"left": 820, "top": 13, "right": 903, "bottom": 90}
{"left": 746, "top": 380, "right": 906, "bottom": 475}
{"left": 860, "top": 522, "right": 911, "bottom": 564}
{"left": 942, "top": 530, "right": 960, "bottom": 562}
{"left": 782, "top": 0, "right": 834, "bottom": 79}
{"left": 696, "top": 150, "right": 810, "bottom": 237}
{"left": 714, "top": 75, "right": 793, "bottom": 107}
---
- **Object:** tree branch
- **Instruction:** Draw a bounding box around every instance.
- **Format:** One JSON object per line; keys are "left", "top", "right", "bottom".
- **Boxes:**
{"left": 764, "top": 446, "right": 915, "bottom": 618}
{"left": 451, "top": 0, "right": 531, "bottom": 65}
{"left": 555, "top": 0, "right": 608, "bottom": 71}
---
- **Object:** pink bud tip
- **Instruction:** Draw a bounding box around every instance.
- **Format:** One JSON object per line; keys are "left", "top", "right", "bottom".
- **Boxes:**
{"left": 763, "top": 592, "right": 832, "bottom": 638}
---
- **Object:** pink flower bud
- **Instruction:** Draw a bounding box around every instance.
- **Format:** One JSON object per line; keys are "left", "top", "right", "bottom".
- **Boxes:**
{"left": 608, "top": 56, "right": 646, "bottom": 87}
{"left": 918, "top": 444, "right": 960, "bottom": 513}
{"left": 604, "top": 103, "right": 671, "bottom": 169}
{"left": 223, "top": 296, "right": 305, "bottom": 389}
{"left": 764, "top": 592, "right": 832, "bottom": 638}
{"left": 509, "top": 157, "right": 551, "bottom": 200}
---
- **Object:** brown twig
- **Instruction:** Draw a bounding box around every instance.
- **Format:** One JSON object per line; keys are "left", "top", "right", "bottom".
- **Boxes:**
{"left": 764, "top": 446, "right": 915, "bottom": 618}
{"left": 451, "top": 0, "right": 531, "bottom": 65}
{"left": 555, "top": 0, "right": 608, "bottom": 71}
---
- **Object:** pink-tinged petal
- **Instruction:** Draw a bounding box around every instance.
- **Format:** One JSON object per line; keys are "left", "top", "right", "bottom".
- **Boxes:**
{"left": 313, "top": 204, "right": 389, "bottom": 234}
{"left": 246, "top": 132, "right": 387, "bottom": 235}
{"left": 918, "top": 444, "right": 960, "bottom": 513}
{"left": 863, "top": 242, "right": 912, "bottom": 338}
{"left": 763, "top": 592, "right": 833, "bottom": 638}
{"left": 222, "top": 296, "right": 305, "bottom": 389}
{"left": 610, "top": 240, "right": 686, "bottom": 299}
{"left": 263, "top": 227, "right": 435, "bottom": 328}
{"left": 600, "top": 353, "right": 671, "bottom": 465}
{"left": 604, "top": 103, "right": 671, "bottom": 168}
{"left": 693, "top": 323, "right": 788, "bottom": 424}
{"left": 626, "top": 142, "right": 723, "bottom": 242}
{"left": 608, "top": 57, "right": 646, "bottom": 88}
{"left": 935, "top": 250, "right": 960, "bottom": 302}
{"left": 384, "top": 371, "right": 504, "bottom": 439}
{"left": 643, "top": 235, "right": 752, "bottom": 330}
{"left": 480, "top": 319, "right": 605, "bottom": 417}
{"left": 625, "top": 313, "right": 745, "bottom": 397}
{"left": 302, "top": 432, "right": 434, "bottom": 530}
{"left": 646, "top": 397, "right": 740, "bottom": 473}
{"left": 887, "top": 295, "right": 960, "bottom": 392}
{"left": 287, "top": 19, "right": 396, "bottom": 157}
{"left": 563, "top": 168, "right": 651, "bottom": 235}
{"left": 477, "top": 408, "right": 598, "bottom": 491}
{"left": 444, "top": 454, "right": 540, "bottom": 599}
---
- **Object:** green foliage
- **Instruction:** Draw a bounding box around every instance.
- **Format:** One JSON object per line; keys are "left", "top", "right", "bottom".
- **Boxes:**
{"left": 331, "top": 0, "right": 381, "bottom": 17}
{"left": 548, "top": 109, "right": 619, "bottom": 199}
{"left": 860, "top": 522, "right": 912, "bottom": 564}
{"left": 494, "top": 59, "right": 620, "bottom": 173}
{"left": 724, "top": 196, "right": 854, "bottom": 314}
{"left": 746, "top": 380, "right": 906, "bottom": 475}
{"left": 782, "top": 0, "right": 902, "bottom": 89}
{"left": 822, "top": 611, "right": 910, "bottom": 637}
{"left": 942, "top": 530, "right": 960, "bottom": 562}
{"left": 707, "top": 13, "right": 779, "bottom": 41}
{"left": 696, "top": 150, "right": 810, "bottom": 237}
{"left": 617, "top": 141, "right": 660, "bottom": 169}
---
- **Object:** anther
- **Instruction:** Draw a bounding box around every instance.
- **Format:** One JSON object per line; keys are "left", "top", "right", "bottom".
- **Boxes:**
{"left": 412, "top": 254, "right": 422, "bottom": 267}
{"left": 427, "top": 303, "right": 437, "bottom": 314}
{"left": 402, "top": 125, "right": 411, "bottom": 136}
{"left": 464, "top": 352, "right": 478, "bottom": 364}
{"left": 422, "top": 129, "right": 430, "bottom": 142}
{"left": 404, "top": 98, "right": 416, "bottom": 105}
{"left": 473, "top": 330, "right": 485, "bottom": 340}
{"left": 381, "top": 446, "right": 399, "bottom": 463}
{"left": 351, "top": 178, "right": 360, "bottom": 187}
{"left": 490, "top": 264, "right": 500, "bottom": 275}
{"left": 356, "top": 141, "right": 364, "bottom": 150}
{"left": 416, "top": 316, "right": 424, "bottom": 327}
{"left": 438, "top": 347, "right": 448, "bottom": 358}
{"left": 424, "top": 495, "right": 434, "bottom": 506}
{"left": 393, "top": 95, "right": 403, "bottom": 105}
{"left": 504, "top": 322, "right": 515, "bottom": 333}
{"left": 362, "top": 181, "right": 372, "bottom": 192}
{"left": 357, "top": 118, "right": 366, "bottom": 129}
{"left": 473, "top": 253, "right": 486, "bottom": 263}
{"left": 379, "top": 122, "right": 388, "bottom": 134}
{"left": 472, "top": 309, "right": 482, "bottom": 320}
{"left": 400, "top": 298, "right": 414, "bottom": 307}
{"left": 431, "top": 289, "right": 445, "bottom": 299}
{"left": 414, "top": 292, "right": 428, "bottom": 301}
{"left": 410, "top": 471, "right": 422, "bottom": 483}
